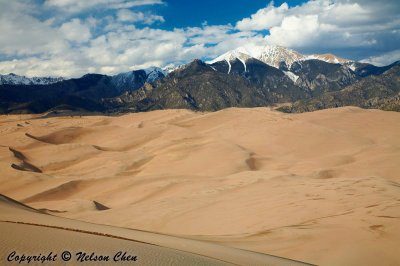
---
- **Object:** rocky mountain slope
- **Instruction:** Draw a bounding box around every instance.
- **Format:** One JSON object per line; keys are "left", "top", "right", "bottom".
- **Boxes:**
{"left": 106, "top": 59, "right": 310, "bottom": 112}
{"left": 207, "top": 45, "right": 360, "bottom": 95}
{"left": 290, "top": 59, "right": 357, "bottom": 94}
{"left": 279, "top": 65, "right": 400, "bottom": 113}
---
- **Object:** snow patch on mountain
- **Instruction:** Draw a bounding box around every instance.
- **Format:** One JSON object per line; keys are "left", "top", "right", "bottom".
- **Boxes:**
{"left": 283, "top": 71, "right": 299, "bottom": 83}
{"left": 226, "top": 60, "right": 232, "bottom": 74}
{"left": 346, "top": 62, "right": 357, "bottom": 71}
{"left": 237, "top": 57, "right": 247, "bottom": 72}
{"left": 162, "top": 64, "right": 185, "bottom": 73}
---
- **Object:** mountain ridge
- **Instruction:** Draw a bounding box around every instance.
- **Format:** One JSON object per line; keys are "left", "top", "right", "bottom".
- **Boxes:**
{"left": 207, "top": 45, "right": 352, "bottom": 70}
{"left": 0, "top": 73, "right": 64, "bottom": 86}
{"left": 0, "top": 45, "right": 399, "bottom": 114}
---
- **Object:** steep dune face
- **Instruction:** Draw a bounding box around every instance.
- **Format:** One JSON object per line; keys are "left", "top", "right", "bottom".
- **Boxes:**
{"left": 0, "top": 107, "right": 399, "bottom": 265}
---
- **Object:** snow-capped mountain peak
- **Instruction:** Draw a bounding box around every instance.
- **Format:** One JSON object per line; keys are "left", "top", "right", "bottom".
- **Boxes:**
{"left": 162, "top": 64, "right": 185, "bottom": 73}
{"left": 207, "top": 47, "right": 252, "bottom": 64}
{"left": 305, "top": 53, "right": 351, "bottom": 64}
{"left": 207, "top": 47, "right": 253, "bottom": 73}
{"left": 0, "top": 73, "right": 64, "bottom": 85}
{"left": 111, "top": 67, "right": 167, "bottom": 92}
{"left": 256, "top": 45, "right": 304, "bottom": 69}
{"left": 113, "top": 67, "right": 166, "bottom": 83}
{"left": 207, "top": 45, "right": 305, "bottom": 70}
{"left": 144, "top": 67, "right": 167, "bottom": 82}
{"left": 209, "top": 45, "right": 352, "bottom": 70}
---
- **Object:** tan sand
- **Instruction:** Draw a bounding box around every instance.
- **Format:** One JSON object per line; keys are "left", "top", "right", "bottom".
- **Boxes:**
{"left": 0, "top": 195, "right": 307, "bottom": 266}
{"left": 0, "top": 107, "right": 399, "bottom": 265}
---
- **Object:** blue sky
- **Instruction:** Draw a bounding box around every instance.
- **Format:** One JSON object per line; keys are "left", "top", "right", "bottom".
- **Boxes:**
{"left": 0, "top": 0, "right": 399, "bottom": 77}
{"left": 159, "top": 0, "right": 306, "bottom": 30}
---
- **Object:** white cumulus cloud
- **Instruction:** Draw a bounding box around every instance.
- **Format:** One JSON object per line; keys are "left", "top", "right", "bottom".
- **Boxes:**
{"left": 361, "top": 49, "right": 400, "bottom": 66}
{"left": 60, "top": 19, "right": 92, "bottom": 43}
{"left": 236, "top": 2, "right": 288, "bottom": 31}
{"left": 116, "top": 9, "right": 164, "bottom": 24}
{"left": 45, "top": 0, "right": 164, "bottom": 13}
{"left": 237, "top": 1, "right": 400, "bottom": 52}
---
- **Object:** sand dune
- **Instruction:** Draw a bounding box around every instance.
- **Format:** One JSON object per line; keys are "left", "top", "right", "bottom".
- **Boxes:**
{"left": 0, "top": 194, "right": 309, "bottom": 265}
{"left": 1, "top": 107, "right": 399, "bottom": 265}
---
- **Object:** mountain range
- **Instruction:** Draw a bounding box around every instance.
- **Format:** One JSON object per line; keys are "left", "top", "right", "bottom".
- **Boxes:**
{"left": 0, "top": 45, "right": 399, "bottom": 114}
{"left": 0, "top": 73, "right": 64, "bottom": 86}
